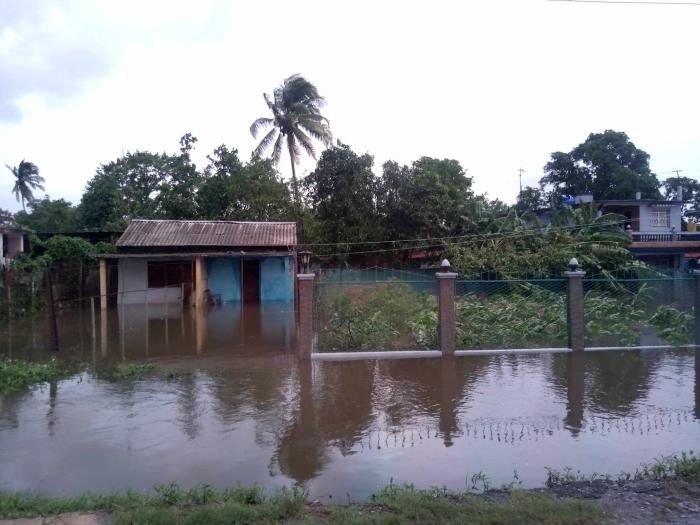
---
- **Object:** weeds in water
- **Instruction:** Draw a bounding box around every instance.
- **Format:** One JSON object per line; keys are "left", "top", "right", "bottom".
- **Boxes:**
{"left": 0, "top": 358, "right": 73, "bottom": 393}
{"left": 546, "top": 451, "right": 700, "bottom": 486}
{"left": 112, "top": 362, "right": 156, "bottom": 380}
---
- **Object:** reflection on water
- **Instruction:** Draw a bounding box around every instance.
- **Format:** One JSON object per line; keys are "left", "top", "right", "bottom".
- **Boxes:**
{"left": 0, "top": 308, "right": 699, "bottom": 500}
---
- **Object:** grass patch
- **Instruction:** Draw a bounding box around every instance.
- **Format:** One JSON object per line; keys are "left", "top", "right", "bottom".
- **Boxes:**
{"left": 546, "top": 451, "right": 700, "bottom": 486}
{"left": 0, "top": 358, "right": 73, "bottom": 393}
{"left": 112, "top": 362, "right": 156, "bottom": 380}
{"left": 0, "top": 482, "right": 609, "bottom": 524}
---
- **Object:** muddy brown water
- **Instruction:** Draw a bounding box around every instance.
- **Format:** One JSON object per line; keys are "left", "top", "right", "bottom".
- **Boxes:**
{"left": 1, "top": 304, "right": 699, "bottom": 501}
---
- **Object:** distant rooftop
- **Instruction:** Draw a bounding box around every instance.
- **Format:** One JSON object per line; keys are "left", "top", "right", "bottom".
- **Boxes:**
{"left": 116, "top": 220, "right": 297, "bottom": 248}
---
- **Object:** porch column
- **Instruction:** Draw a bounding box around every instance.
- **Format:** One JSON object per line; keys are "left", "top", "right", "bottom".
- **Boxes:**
{"left": 297, "top": 273, "right": 315, "bottom": 359}
{"left": 436, "top": 269, "right": 458, "bottom": 356}
{"left": 99, "top": 258, "right": 108, "bottom": 311}
{"left": 195, "top": 256, "right": 207, "bottom": 308}
{"left": 565, "top": 266, "right": 586, "bottom": 353}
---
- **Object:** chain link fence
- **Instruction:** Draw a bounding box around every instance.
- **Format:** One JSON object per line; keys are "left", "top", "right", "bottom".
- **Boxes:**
{"left": 313, "top": 267, "right": 697, "bottom": 352}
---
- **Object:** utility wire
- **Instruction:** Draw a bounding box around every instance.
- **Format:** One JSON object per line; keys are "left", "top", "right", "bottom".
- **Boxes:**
{"left": 310, "top": 220, "right": 630, "bottom": 258}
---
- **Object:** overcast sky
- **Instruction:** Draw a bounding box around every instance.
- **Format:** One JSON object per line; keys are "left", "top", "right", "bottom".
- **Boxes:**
{"left": 1, "top": 0, "right": 699, "bottom": 212}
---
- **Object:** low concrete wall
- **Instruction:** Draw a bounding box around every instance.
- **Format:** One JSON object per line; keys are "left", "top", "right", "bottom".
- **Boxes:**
{"left": 310, "top": 345, "right": 692, "bottom": 361}
{"left": 118, "top": 258, "right": 183, "bottom": 304}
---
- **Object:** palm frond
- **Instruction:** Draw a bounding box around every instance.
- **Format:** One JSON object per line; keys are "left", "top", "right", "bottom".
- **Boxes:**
{"left": 272, "top": 133, "right": 285, "bottom": 166}
{"left": 249, "top": 117, "right": 274, "bottom": 138}
{"left": 252, "top": 128, "right": 278, "bottom": 158}
{"left": 293, "top": 128, "right": 316, "bottom": 159}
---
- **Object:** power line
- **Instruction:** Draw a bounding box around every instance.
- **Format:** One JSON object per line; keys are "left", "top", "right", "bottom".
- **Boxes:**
{"left": 309, "top": 219, "right": 629, "bottom": 258}
{"left": 548, "top": 0, "right": 700, "bottom": 5}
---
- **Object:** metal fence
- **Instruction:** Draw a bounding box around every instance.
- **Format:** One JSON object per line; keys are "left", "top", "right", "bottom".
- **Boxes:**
{"left": 313, "top": 267, "right": 696, "bottom": 352}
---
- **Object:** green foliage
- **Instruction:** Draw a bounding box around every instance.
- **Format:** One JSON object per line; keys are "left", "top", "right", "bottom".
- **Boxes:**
{"left": 112, "top": 362, "right": 156, "bottom": 380}
{"left": 648, "top": 305, "right": 694, "bottom": 346}
{"left": 318, "top": 283, "right": 433, "bottom": 351}
{"left": 516, "top": 186, "right": 546, "bottom": 214}
{"left": 304, "top": 142, "right": 380, "bottom": 252}
{"left": 0, "top": 482, "right": 608, "bottom": 524}
{"left": 0, "top": 358, "right": 72, "bottom": 393}
{"left": 43, "top": 235, "right": 96, "bottom": 264}
{"left": 541, "top": 130, "right": 660, "bottom": 201}
{"left": 378, "top": 157, "right": 474, "bottom": 240}
{"left": 446, "top": 205, "right": 638, "bottom": 280}
{"left": 14, "top": 196, "right": 79, "bottom": 232}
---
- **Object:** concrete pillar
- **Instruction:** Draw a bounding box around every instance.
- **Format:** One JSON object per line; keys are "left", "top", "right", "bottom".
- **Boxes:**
{"left": 436, "top": 271, "right": 458, "bottom": 356}
{"left": 297, "top": 273, "right": 315, "bottom": 359}
{"left": 565, "top": 270, "right": 586, "bottom": 352}
{"left": 195, "top": 256, "right": 207, "bottom": 308}
{"left": 99, "top": 258, "right": 108, "bottom": 311}
{"left": 694, "top": 270, "right": 700, "bottom": 347}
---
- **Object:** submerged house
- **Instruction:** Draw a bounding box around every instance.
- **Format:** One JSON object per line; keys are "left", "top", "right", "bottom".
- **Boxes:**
{"left": 100, "top": 220, "right": 297, "bottom": 306}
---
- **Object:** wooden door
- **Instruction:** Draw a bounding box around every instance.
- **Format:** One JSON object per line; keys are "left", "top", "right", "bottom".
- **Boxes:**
{"left": 241, "top": 260, "right": 260, "bottom": 303}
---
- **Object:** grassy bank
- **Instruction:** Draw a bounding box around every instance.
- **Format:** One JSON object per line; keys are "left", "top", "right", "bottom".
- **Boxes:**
{"left": 0, "top": 358, "right": 72, "bottom": 393}
{"left": 2, "top": 454, "right": 699, "bottom": 523}
{"left": 0, "top": 482, "right": 608, "bottom": 524}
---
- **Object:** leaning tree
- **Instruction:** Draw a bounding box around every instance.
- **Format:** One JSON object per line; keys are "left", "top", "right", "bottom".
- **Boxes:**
{"left": 6, "top": 160, "right": 45, "bottom": 211}
{"left": 250, "top": 74, "right": 332, "bottom": 213}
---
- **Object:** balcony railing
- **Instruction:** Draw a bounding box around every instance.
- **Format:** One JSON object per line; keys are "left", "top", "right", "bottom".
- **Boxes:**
{"left": 631, "top": 232, "right": 700, "bottom": 242}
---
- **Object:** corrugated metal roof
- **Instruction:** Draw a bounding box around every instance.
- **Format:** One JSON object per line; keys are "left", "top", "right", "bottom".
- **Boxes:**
{"left": 116, "top": 220, "right": 297, "bottom": 248}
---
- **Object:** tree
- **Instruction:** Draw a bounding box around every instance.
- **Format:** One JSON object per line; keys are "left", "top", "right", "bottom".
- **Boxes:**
{"left": 250, "top": 74, "right": 332, "bottom": 212}
{"left": 14, "top": 196, "right": 79, "bottom": 232}
{"left": 377, "top": 157, "right": 474, "bottom": 240}
{"left": 197, "top": 145, "right": 293, "bottom": 221}
{"left": 516, "top": 186, "right": 546, "bottom": 214}
{"left": 155, "top": 133, "right": 201, "bottom": 219}
{"left": 6, "top": 160, "right": 45, "bottom": 211}
{"left": 661, "top": 176, "right": 700, "bottom": 225}
{"left": 303, "top": 142, "right": 381, "bottom": 252}
{"left": 541, "top": 130, "right": 660, "bottom": 202}
{"left": 78, "top": 134, "right": 201, "bottom": 229}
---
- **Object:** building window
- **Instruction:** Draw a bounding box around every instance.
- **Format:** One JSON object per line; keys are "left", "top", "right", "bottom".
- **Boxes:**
{"left": 147, "top": 261, "right": 193, "bottom": 288}
{"left": 650, "top": 209, "right": 670, "bottom": 228}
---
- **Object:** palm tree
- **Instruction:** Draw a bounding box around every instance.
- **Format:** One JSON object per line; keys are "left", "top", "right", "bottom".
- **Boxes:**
{"left": 250, "top": 74, "right": 332, "bottom": 211}
{"left": 6, "top": 160, "right": 45, "bottom": 211}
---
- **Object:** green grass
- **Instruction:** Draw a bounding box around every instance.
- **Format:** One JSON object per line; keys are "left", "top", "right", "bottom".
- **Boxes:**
{"left": 112, "top": 362, "right": 156, "bottom": 380}
{"left": 0, "top": 482, "right": 609, "bottom": 524}
{"left": 0, "top": 358, "right": 73, "bottom": 393}
{"left": 546, "top": 451, "right": 700, "bottom": 486}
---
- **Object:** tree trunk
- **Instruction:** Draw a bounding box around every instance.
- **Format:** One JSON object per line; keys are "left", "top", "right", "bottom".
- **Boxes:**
{"left": 288, "top": 143, "right": 305, "bottom": 243}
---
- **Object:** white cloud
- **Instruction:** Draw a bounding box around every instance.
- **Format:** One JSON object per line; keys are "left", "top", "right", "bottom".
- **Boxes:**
{"left": 1, "top": 0, "right": 699, "bottom": 212}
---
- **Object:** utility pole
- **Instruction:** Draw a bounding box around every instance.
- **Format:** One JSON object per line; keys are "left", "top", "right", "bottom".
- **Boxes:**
{"left": 518, "top": 168, "right": 526, "bottom": 197}
{"left": 672, "top": 169, "right": 683, "bottom": 178}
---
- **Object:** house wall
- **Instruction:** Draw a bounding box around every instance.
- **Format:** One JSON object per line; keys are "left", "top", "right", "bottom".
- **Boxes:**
{"left": 117, "top": 255, "right": 294, "bottom": 305}
{"left": 118, "top": 258, "right": 183, "bottom": 304}
{"left": 638, "top": 204, "right": 682, "bottom": 232}
{"left": 260, "top": 256, "right": 294, "bottom": 301}
{"left": 208, "top": 256, "right": 294, "bottom": 302}
{"left": 207, "top": 257, "right": 241, "bottom": 302}
{"left": 6, "top": 233, "right": 23, "bottom": 258}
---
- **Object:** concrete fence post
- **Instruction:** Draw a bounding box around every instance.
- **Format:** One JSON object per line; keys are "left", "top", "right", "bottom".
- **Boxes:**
{"left": 693, "top": 270, "right": 700, "bottom": 347}
{"left": 436, "top": 270, "right": 458, "bottom": 356}
{"left": 565, "top": 268, "right": 586, "bottom": 352}
{"left": 297, "top": 273, "right": 315, "bottom": 359}
{"left": 99, "top": 258, "right": 108, "bottom": 311}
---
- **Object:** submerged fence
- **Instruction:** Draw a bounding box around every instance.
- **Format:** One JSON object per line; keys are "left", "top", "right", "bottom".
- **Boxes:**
{"left": 308, "top": 266, "right": 698, "bottom": 355}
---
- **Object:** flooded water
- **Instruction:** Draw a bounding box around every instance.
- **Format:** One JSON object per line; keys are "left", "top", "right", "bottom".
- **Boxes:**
{"left": 1, "top": 305, "right": 699, "bottom": 500}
